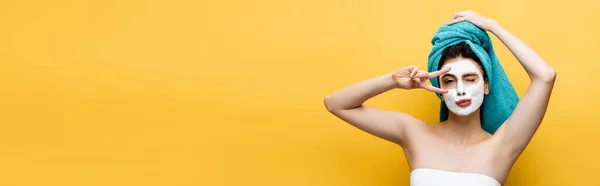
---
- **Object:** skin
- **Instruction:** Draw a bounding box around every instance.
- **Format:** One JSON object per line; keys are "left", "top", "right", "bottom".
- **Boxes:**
{"left": 323, "top": 10, "right": 556, "bottom": 184}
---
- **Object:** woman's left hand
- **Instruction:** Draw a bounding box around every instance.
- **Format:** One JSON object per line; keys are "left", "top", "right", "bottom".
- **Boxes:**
{"left": 445, "top": 10, "right": 499, "bottom": 32}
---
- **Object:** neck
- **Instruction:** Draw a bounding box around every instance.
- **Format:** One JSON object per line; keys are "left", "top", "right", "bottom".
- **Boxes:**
{"left": 438, "top": 109, "right": 490, "bottom": 145}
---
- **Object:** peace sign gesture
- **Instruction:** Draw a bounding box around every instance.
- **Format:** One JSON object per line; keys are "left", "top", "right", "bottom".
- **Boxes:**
{"left": 391, "top": 65, "right": 451, "bottom": 94}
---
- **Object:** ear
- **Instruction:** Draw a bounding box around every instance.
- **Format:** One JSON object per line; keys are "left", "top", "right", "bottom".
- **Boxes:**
{"left": 484, "top": 81, "right": 489, "bottom": 95}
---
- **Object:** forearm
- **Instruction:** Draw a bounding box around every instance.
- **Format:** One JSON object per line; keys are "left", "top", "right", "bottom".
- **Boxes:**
{"left": 490, "top": 24, "right": 556, "bottom": 82}
{"left": 324, "top": 73, "right": 397, "bottom": 111}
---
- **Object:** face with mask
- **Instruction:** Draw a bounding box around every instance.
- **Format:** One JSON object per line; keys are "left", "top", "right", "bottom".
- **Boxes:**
{"left": 439, "top": 58, "right": 488, "bottom": 116}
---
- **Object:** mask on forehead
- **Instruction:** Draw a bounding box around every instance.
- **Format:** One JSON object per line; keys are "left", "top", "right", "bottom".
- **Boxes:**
{"left": 440, "top": 60, "right": 486, "bottom": 116}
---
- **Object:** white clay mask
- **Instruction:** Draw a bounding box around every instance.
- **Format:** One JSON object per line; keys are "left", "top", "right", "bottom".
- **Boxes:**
{"left": 440, "top": 60, "right": 485, "bottom": 116}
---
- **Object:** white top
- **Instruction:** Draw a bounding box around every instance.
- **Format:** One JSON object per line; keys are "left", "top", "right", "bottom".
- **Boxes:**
{"left": 410, "top": 168, "right": 501, "bottom": 186}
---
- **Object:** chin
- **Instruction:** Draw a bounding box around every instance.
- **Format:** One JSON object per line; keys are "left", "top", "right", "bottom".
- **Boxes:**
{"left": 450, "top": 107, "right": 481, "bottom": 116}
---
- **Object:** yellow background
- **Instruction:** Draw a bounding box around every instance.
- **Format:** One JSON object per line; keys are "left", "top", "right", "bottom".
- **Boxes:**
{"left": 1, "top": 0, "right": 598, "bottom": 185}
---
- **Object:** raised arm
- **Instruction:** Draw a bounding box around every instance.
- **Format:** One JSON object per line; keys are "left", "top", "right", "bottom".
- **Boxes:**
{"left": 449, "top": 10, "right": 557, "bottom": 156}
{"left": 491, "top": 23, "right": 556, "bottom": 154}
{"left": 324, "top": 66, "right": 449, "bottom": 146}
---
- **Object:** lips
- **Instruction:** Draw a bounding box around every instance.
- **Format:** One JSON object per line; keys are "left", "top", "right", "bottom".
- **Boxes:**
{"left": 456, "top": 98, "right": 472, "bottom": 107}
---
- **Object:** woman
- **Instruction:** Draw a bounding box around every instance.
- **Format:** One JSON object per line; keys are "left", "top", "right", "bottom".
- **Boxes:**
{"left": 323, "top": 10, "right": 556, "bottom": 186}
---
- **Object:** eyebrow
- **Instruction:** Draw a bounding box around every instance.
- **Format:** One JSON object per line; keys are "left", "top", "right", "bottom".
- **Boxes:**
{"left": 462, "top": 73, "right": 478, "bottom": 77}
{"left": 441, "top": 74, "right": 455, "bottom": 79}
{"left": 441, "top": 72, "right": 478, "bottom": 79}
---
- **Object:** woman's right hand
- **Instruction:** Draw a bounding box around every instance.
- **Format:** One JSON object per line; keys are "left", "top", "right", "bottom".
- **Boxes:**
{"left": 391, "top": 65, "right": 450, "bottom": 94}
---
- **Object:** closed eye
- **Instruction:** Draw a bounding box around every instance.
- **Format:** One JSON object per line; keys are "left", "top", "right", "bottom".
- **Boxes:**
{"left": 463, "top": 74, "right": 478, "bottom": 82}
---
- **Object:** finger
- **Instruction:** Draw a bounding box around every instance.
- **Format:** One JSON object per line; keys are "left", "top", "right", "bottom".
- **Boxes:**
{"left": 421, "top": 83, "right": 448, "bottom": 94}
{"left": 446, "top": 15, "right": 460, "bottom": 24}
{"left": 405, "top": 65, "right": 417, "bottom": 77}
{"left": 428, "top": 66, "right": 451, "bottom": 78}
{"left": 413, "top": 71, "right": 430, "bottom": 79}
{"left": 447, "top": 16, "right": 456, "bottom": 22}
{"left": 447, "top": 17, "right": 467, "bottom": 25}
{"left": 454, "top": 11, "right": 468, "bottom": 17}
{"left": 410, "top": 67, "right": 419, "bottom": 78}
{"left": 413, "top": 78, "right": 421, "bottom": 84}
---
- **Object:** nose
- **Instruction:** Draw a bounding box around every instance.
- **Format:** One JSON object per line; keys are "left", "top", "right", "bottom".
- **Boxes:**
{"left": 456, "top": 81, "right": 466, "bottom": 96}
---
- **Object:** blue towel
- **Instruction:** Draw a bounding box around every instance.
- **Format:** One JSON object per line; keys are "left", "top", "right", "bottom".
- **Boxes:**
{"left": 427, "top": 21, "right": 519, "bottom": 134}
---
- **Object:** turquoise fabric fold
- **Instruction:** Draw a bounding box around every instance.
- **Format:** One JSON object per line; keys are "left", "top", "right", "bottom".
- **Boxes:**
{"left": 427, "top": 21, "right": 519, "bottom": 134}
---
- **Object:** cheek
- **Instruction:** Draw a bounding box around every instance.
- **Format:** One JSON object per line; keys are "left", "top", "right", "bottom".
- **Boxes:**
{"left": 443, "top": 89, "right": 458, "bottom": 100}
{"left": 465, "top": 83, "right": 485, "bottom": 95}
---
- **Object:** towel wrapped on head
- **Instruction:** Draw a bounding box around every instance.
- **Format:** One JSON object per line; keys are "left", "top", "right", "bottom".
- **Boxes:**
{"left": 427, "top": 21, "right": 519, "bottom": 134}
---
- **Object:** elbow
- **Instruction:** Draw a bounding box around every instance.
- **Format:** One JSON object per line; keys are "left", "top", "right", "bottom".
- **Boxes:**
{"left": 324, "top": 96, "right": 335, "bottom": 113}
{"left": 541, "top": 68, "right": 557, "bottom": 83}
{"left": 534, "top": 68, "right": 557, "bottom": 83}
{"left": 324, "top": 95, "right": 346, "bottom": 113}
